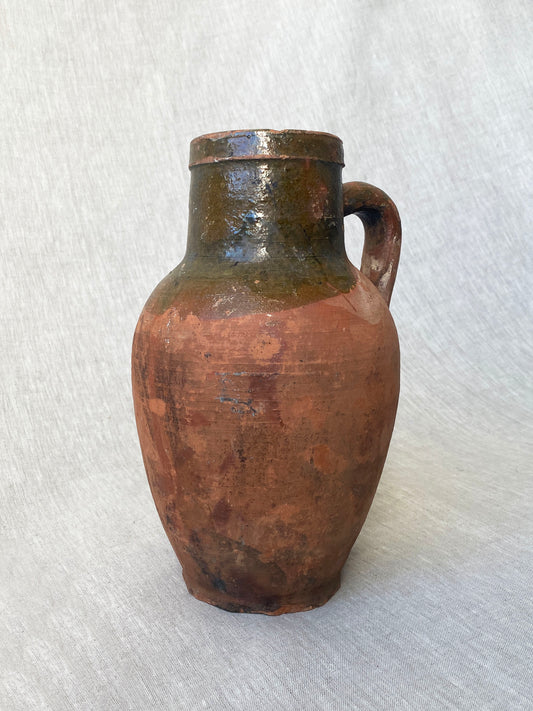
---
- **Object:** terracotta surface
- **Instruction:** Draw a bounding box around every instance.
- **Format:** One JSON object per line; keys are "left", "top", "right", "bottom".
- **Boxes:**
{"left": 132, "top": 129, "right": 402, "bottom": 614}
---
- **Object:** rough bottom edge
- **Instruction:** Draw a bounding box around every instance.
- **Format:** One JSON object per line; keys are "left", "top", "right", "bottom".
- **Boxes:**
{"left": 184, "top": 576, "right": 341, "bottom": 615}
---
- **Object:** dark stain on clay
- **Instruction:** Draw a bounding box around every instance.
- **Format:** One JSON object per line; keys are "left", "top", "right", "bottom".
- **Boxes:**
{"left": 212, "top": 498, "right": 232, "bottom": 526}
{"left": 184, "top": 529, "right": 290, "bottom": 613}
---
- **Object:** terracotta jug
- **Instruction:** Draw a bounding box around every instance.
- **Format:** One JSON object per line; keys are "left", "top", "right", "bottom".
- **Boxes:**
{"left": 132, "top": 129, "right": 401, "bottom": 614}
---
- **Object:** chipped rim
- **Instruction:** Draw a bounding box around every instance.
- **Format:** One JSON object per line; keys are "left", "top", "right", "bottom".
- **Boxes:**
{"left": 189, "top": 129, "right": 344, "bottom": 168}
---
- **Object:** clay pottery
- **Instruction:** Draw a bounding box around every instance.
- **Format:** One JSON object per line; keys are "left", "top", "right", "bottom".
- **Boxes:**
{"left": 132, "top": 129, "right": 401, "bottom": 614}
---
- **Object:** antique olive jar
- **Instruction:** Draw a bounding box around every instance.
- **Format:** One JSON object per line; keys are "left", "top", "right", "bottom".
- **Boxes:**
{"left": 132, "top": 129, "right": 401, "bottom": 614}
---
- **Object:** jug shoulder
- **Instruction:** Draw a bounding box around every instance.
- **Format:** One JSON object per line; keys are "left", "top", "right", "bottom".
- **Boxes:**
{"left": 136, "top": 255, "right": 395, "bottom": 324}
{"left": 133, "top": 263, "right": 397, "bottom": 370}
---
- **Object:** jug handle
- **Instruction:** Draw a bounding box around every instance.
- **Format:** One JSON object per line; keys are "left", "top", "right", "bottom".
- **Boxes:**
{"left": 343, "top": 182, "right": 401, "bottom": 305}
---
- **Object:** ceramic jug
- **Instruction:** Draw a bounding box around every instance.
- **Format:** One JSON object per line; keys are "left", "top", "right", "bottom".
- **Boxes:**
{"left": 132, "top": 129, "right": 401, "bottom": 614}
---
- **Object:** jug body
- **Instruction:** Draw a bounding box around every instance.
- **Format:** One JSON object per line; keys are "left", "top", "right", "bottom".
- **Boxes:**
{"left": 132, "top": 130, "right": 401, "bottom": 614}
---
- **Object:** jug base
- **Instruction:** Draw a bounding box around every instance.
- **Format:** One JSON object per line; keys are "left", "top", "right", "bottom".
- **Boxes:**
{"left": 183, "top": 573, "right": 341, "bottom": 615}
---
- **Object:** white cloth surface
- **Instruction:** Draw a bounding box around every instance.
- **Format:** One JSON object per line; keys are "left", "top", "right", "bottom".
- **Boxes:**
{"left": 1, "top": 1, "right": 532, "bottom": 709}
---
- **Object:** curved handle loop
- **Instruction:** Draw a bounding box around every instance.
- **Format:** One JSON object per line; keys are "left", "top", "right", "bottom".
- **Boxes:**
{"left": 343, "top": 181, "right": 401, "bottom": 305}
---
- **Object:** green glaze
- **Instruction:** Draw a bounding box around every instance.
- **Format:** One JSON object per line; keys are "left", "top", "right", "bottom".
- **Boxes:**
{"left": 148, "top": 136, "right": 357, "bottom": 319}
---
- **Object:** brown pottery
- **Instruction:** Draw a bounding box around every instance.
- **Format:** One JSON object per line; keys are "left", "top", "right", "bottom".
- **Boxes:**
{"left": 132, "top": 129, "right": 401, "bottom": 614}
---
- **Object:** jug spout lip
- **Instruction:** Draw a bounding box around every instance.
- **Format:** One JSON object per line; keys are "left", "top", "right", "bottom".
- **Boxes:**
{"left": 189, "top": 129, "right": 344, "bottom": 168}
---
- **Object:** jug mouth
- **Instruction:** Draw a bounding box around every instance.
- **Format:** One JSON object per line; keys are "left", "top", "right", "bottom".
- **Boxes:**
{"left": 189, "top": 129, "right": 344, "bottom": 168}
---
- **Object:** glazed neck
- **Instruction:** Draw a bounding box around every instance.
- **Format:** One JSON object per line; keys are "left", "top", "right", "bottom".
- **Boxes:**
{"left": 186, "top": 160, "right": 345, "bottom": 263}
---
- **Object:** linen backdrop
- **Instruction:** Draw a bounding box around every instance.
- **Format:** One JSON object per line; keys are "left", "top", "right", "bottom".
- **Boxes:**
{"left": 2, "top": 1, "right": 532, "bottom": 709}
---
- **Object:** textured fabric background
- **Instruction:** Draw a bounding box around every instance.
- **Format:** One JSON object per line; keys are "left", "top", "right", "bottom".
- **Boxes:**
{"left": 2, "top": 1, "right": 532, "bottom": 709}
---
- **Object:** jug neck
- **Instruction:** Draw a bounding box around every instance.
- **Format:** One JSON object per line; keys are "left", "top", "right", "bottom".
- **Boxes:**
{"left": 185, "top": 130, "right": 346, "bottom": 263}
{"left": 186, "top": 159, "right": 345, "bottom": 262}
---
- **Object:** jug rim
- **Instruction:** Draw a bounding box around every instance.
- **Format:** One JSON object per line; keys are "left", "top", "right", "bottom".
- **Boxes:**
{"left": 189, "top": 129, "right": 344, "bottom": 168}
